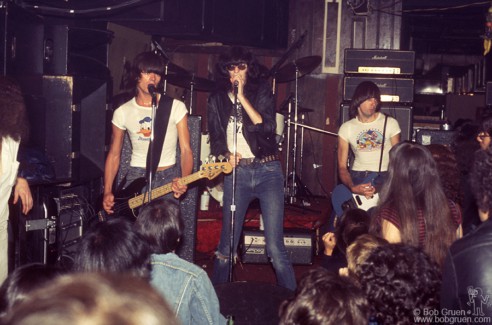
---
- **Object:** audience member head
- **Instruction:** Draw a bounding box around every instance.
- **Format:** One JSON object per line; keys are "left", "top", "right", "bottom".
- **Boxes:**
{"left": 334, "top": 208, "right": 371, "bottom": 256}
{"left": 358, "top": 243, "right": 441, "bottom": 325}
{"left": 0, "top": 264, "right": 63, "bottom": 317}
{"left": 452, "top": 120, "right": 480, "bottom": 177}
{"left": 346, "top": 234, "right": 388, "bottom": 280}
{"left": 374, "top": 141, "right": 456, "bottom": 267}
{"left": 279, "top": 267, "right": 369, "bottom": 325}
{"left": 477, "top": 115, "right": 492, "bottom": 150}
{"left": 3, "top": 272, "right": 179, "bottom": 325}
{"left": 0, "top": 76, "right": 29, "bottom": 142}
{"left": 134, "top": 198, "right": 183, "bottom": 254}
{"left": 470, "top": 146, "right": 492, "bottom": 221}
{"left": 426, "top": 143, "right": 463, "bottom": 206}
{"left": 73, "top": 218, "right": 152, "bottom": 279}
{"left": 348, "top": 81, "right": 381, "bottom": 119}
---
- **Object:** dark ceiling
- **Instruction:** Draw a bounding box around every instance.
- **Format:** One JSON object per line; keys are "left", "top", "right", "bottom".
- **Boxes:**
{"left": 401, "top": 0, "right": 490, "bottom": 55}
{"left": 15, "top": 0, "right": 492, "bottom": 55}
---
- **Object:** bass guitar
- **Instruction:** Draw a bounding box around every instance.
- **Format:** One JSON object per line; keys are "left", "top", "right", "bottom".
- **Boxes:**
{"left": 98, "top": 162, "right": 232, "bottom": 220}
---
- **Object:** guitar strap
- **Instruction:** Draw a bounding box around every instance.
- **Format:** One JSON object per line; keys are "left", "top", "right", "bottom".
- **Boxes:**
{"left": 145, "top": 95, "right": 174, "bottom": 180}
{"left": 378, "top": 114, "right": 389, "bottom": 174}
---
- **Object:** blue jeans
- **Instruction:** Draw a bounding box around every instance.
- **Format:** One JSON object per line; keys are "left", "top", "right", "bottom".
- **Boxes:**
{"left": 211, "top": 161, "right": 297, "bottom": 291}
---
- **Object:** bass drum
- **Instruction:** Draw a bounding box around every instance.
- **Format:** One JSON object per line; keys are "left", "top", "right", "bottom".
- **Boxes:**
{"left": 206, "top": 175, "right": 224, "bottom": 206}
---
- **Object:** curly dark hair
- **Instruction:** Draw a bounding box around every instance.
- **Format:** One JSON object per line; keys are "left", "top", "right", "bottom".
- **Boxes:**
{"left": 348, "top": 81, "right": 381, "bottom": 119}
{"left": 358, "top": 244, "right": 441, "bottom": 325}
{"left": 279, "top": 267, "right": 369, "bottom": 325}
{"left": 334, "top": 208, "right": 371, "bottom": 256}
{"left": 0, "top": 76, "right": 29, "bottom": 142}
{"left": 426, "top": 144, "right": 463, "bottom": 206}
{"left": 214, "top": 46, "right": 261, "bottom": 94}
{"left": 470, "top": 146, "right": 492, "bottom": 214}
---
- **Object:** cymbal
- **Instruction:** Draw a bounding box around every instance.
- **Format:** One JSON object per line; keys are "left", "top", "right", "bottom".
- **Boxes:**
{"left": 275, "top": 56, "right": 322, "bottom": 83}
{"left": 165, "top": 74, "right": 216, "bottom": 92}
{"left": 164, "top": 61, "right": 189, "bottom": 76}
{"left": 280, "top": 106, "right": 314, "bottom": 114}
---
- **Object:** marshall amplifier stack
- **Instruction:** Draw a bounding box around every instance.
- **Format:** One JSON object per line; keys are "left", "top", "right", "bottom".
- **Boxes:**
{"left": 341, "top": 49, "right": 415, "bottom": 141}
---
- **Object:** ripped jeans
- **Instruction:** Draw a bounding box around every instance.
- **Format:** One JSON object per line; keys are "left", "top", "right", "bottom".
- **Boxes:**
{"left": 211, "top": 161, "right": 296, "bottom": 291}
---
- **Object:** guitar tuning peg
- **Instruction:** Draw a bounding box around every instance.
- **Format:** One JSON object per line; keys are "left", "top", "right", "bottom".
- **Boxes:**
{"left": 211, "top": 156, "right": 216, "bottom": 163}
{"left": 204, "top": 157, "right": 209, "bottom": 164}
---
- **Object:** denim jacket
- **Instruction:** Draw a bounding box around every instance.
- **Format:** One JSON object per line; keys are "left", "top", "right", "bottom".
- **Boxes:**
{"left": 207, "top": 79, "right": 277, "bottom": 159}
{"left": 150, "top": 253, "right": 227, "bottom": 325}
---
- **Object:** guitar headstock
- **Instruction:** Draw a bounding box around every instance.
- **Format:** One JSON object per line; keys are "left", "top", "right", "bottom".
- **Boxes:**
{"left": 199, "top": 162, "right": 232, "bottom": 180}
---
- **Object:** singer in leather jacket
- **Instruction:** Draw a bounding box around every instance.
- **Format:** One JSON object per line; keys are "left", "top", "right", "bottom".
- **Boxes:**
{"left": 207, "top": 74, "right": 277, "bottom": 160}
{"left": 207, "top": 46, "right": 296, "bottom": 291}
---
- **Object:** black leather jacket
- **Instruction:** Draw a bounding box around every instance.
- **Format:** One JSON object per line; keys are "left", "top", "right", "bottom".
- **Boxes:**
{"left": 206, "top": 80, "right": 277, "bottom": 159}
{"left": 441, "top": 219, "right": 492, "bottom": 320}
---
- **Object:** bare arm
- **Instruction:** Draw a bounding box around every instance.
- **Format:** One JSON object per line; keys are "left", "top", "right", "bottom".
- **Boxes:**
{"left": 103, "top": 125, "right": 124, "bottom": 213}
{"left": 337, "top": 137, "right": 373, "bottom": 196}
{"left": 172, "top": 115, "right": 193, "bottom": 198}
{"left": 381, "top": 219, "right": 402, "bottom": 243}
{"left": 390, "top": 133, "right": 400, "bottom": 146}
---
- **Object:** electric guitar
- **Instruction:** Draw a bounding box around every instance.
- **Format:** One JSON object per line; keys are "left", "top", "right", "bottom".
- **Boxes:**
{"left": 98, "top": 162, "right": 232, "bottom": 220}
{"left": 331, "top": 172, "right": 380, "bottom": 216}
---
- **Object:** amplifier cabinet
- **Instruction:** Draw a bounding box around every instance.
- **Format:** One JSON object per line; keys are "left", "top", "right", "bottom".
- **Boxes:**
{"left": 340, "top": 103, "right": 413, "bottom": 142}
{"left": 344, "top": 76, "right": 414, "bottom": 103}
{"left": 344, "top": 49, "right": 415, "bottom": 76}
{"left": 415, "top": 129, "right": 457, "bottom": 146}
{"left": 240, "top": 227, "right": 314, "bottom": 265}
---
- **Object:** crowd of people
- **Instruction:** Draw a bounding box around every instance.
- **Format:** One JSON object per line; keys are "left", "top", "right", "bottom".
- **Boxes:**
{"left": 2, "top": 45, "right": 492, "bottom": 324}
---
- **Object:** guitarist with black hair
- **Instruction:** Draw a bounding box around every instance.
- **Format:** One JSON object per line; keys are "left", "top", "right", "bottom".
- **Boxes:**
{"left": 331, "top": 81, "right": 400, "bottom": 224}
{"left": 102, "top": 51, "right": 193, "bottom": 215}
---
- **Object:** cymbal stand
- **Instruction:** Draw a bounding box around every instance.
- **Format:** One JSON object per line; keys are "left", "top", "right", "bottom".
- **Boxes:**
{"left": 284, "top": 66, "right": 301, "bottom": 204}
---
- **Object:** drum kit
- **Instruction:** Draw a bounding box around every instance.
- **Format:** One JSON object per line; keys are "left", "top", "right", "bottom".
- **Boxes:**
{"left": 152, "top": 40, "right": 327, "bottom": 205}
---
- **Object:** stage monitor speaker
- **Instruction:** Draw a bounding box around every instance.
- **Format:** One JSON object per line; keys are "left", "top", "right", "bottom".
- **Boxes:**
{"left": 240, "top": 227, "right": 314, "bottom": 265}
{"left": 215, "top": 282, "right": 293, "bottom": 325}
{"left": 339, "top": 103, "right": 413, "bottom": 142}
{"left": 415, "top": 129, "right": 457, "bottom": 146}
{"left": 0, "top": 3, "right": 44, "bottom": 76}
{"left": 18, "top": 75, "right": 108, "bottom": 182}
{"left": 176, "top": 115, "right": 201, "bottom": 263}
{"left": 43, "top": 24, "right": 112, "bottom": 79}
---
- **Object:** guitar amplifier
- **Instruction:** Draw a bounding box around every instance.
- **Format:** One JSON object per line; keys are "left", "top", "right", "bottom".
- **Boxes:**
{"left": 343, "top": 76, "right": 414, "bottom": 103}
{"left": 415, "top": 129, "right": 457, "bottom": 146}
{"left": 240, "top": 227, "right": 314, "bottom": 265}
{"left": 344, "top": 49, "right": 415, "bottom": 75}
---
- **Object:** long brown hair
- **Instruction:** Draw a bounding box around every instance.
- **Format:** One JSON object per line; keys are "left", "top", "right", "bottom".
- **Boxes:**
{"left": 372, "top": 142, "right": 457, "bottom": 267}
{"left": 0, "top": 76, "right": 29, "bottom": 142}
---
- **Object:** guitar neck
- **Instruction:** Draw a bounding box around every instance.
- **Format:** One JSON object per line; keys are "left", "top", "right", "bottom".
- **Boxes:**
{"left": 128, "top": 172, "right": 202, "bottom": 209}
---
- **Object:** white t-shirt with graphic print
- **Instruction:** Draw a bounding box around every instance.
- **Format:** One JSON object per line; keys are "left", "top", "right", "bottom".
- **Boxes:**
{"left": 338, "top": 112, "right": 400, "bottom": 172}
{"left": 112, "top": 97, "right": 188, "bottom": 168}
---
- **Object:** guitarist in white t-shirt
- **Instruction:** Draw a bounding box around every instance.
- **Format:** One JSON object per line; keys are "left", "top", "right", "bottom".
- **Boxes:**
{"left": 331, "top": 81, "right": 400, "bottom": 224}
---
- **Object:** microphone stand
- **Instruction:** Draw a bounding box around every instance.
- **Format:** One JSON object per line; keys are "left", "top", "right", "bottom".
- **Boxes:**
{"left": 146, "top": 92, "right": 158, "bottom": 206}
{"left": 228, "top": 83, "right": 239, "bottom": 282}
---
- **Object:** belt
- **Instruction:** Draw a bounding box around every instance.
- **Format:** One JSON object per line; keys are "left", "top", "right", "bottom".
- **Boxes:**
{"left": 239, "top": 154, "right": 279, "bottom": 167}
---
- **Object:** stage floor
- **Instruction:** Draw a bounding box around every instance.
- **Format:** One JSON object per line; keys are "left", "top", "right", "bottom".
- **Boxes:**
{"left": 195, "top": 195, "right": 331, "bottom": 284}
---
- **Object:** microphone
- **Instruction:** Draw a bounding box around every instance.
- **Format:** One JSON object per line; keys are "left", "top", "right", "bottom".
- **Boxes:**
{"left": 233, "top": 80, "right": 239, "bottom": 94}
{"left": 148, "top": 84, "right": 157, "bottom": 97}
